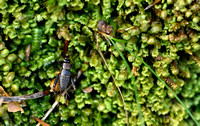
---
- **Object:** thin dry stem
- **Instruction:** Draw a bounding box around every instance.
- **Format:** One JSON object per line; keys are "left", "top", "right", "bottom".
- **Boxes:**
{"left": 96, "top": 33, "right": 128, "bottom": 126}
{"left": 99, "top": 31, "right": 113, "bottom": 56}
{"left": 144, "top": 0, "right": 162, "bottom": 10}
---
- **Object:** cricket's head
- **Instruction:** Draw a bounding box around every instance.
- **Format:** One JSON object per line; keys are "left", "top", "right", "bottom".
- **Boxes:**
{"left": 63, "top": 57, "right": 70, "bottom": 69}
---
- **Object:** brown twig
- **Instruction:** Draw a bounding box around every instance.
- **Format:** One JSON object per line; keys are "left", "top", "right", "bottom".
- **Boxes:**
{"left": 62, "top": 40, "right": 69, "bottom": 58}
{"left": 0, "top": 90, "right": 50, "bottom": 103}
{"left": 33, "top": 116, "right": 50, "bottom": 126}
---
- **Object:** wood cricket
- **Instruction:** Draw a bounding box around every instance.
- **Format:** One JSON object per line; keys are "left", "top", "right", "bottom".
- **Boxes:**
{"left": 36, "top": 39, "right": 83, "bottom": 126}
{"left": 0, "top": 58, "right": 76, "bottom": 103}
{"left": 0, "top": 40, "right": 77, "bottom": 103}
{"left": 52, "top": 56, "right": 76, "bottom": 99}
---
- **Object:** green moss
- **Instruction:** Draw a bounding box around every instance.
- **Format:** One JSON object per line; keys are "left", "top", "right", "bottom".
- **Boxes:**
{"left": 0, "top": 0, "right": 200, "bottom": 125}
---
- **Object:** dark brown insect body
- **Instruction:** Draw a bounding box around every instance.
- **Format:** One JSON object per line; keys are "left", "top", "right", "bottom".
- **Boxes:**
{"left": 97, "top": 20, "right": 114, "bottom": 36}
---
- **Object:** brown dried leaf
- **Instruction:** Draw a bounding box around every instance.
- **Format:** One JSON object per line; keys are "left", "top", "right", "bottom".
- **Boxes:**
{"left": 0, "top": 86, "right": 10, "bottom": 97}
{"left": 7, "top": 102, "right": 24, "bottom": 113}
{"left": 0, "top": 86, "right": 24, "bottom": 113}
{"left": 131, "top": 66, "right": 138, "bottom": 76}
{"left": 0, "top": 98, "right": 3, "bottom": 107}
{"left": 33, "top": 116, "right": 50, "bottom": 126}
{"left": 82, "top": 87, "right": 93, "bottom": 93}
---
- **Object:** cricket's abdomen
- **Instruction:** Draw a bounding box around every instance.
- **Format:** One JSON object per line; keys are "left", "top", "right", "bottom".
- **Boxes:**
{"left": 59, "top": 69, "right": 71, "bottom": 92}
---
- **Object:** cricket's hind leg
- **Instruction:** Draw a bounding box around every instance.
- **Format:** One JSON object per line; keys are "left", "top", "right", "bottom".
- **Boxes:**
{"left": 71, "top": 77, "right": 76, "bottom": 91}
